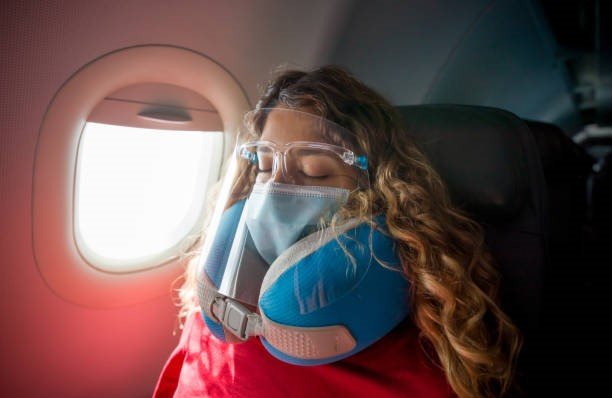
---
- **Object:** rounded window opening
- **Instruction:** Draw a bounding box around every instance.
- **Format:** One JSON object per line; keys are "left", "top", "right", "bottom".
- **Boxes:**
{"left": 74, "top": 82, "right": 223, "bottom": 272}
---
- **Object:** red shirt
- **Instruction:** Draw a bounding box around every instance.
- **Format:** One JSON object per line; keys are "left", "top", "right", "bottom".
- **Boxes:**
{"left": 153, "top": 313, "right": 455, "bottom": 398}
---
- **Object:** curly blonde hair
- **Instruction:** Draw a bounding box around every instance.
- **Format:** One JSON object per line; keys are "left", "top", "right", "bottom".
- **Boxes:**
{"left": 176, "top": 66, "right": 522, "bottom": 397}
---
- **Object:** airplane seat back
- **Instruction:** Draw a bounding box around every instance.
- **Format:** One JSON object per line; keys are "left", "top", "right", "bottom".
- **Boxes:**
{"left": 592, "top": 151, "right": 612, "bottom": 237}
{"left": 525, "top": 120, "right": 594, "bottom": 266}
{"left": 523, "top": 120, "right": 597, "bottom": 393}
{"left": 589, "top": 150, "right": 612, "bottom": 363}
{"left": 396, "top": 105, "right": 548, "bottom": 393}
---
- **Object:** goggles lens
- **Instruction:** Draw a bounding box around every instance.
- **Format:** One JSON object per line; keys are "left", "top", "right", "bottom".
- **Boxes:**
{"left": 240, "top": 142, "right": 364, "bottom": 187}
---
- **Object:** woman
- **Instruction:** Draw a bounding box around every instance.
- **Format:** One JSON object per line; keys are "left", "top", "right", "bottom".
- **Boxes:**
{"left": 154, "top": 66, "right": 522, "bottom": 398}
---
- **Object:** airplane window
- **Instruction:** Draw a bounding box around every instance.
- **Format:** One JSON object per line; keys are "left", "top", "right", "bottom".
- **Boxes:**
{"left": 32, "top": 45, "right": 249, "bottom": 306}
{"left": 75, "top": 122, "right": 222, "bottom": 272}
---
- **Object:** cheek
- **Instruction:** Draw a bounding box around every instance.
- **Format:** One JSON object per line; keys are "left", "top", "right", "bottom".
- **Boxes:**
{"left": 335, "top": 178, "right": 357, "bottom": 190}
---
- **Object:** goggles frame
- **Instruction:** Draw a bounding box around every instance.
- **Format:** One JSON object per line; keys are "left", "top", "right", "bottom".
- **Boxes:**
{"left": 239, "top": 140, "right": 368, "bottom": 172}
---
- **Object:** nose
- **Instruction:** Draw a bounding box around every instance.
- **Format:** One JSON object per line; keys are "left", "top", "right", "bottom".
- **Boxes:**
{"left": 269, "top": 152, "right": 297, "bottom": 184}
{"left": 271, "top": 169, "right": 288, "bottom": 183}
{"left": 269, "top": 152, "right": 288, "bottom": 184}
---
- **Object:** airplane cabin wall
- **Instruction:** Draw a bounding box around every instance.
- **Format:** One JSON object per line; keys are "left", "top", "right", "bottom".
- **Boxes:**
{"left": 331, "top": 0, "right": 582, "bottom": 132}
{"left": 0, "top": 1, "right": 351, "bottom": 397}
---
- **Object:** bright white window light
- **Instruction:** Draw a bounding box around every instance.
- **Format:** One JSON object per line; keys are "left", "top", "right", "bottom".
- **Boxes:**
{"left": 75, "top": 122, "right": 223, "bottom": 272}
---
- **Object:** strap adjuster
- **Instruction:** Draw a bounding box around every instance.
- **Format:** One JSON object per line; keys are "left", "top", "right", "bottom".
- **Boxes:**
{"left": 222, "top": 300, "right": 250, "bottom": 340}
{"left": 212, "top": 298, "right": 262, "bottom": 341}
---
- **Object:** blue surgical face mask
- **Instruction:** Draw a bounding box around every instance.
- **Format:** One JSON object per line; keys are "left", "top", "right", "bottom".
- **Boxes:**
{"left": 244, "top": 182, "right": 350, "bottom": 264}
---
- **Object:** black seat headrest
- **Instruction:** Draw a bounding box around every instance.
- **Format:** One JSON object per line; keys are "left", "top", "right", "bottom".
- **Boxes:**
{"left": 396, "top": 105, "right": 533, "bottom": 223}
{"left": 395, "top": 105, "right": 549, "bottom": 394}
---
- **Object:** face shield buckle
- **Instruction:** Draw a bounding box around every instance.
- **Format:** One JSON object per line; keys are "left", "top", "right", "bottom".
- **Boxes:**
{"left": 220, "top": 299, "right": 261, "bottom": 341}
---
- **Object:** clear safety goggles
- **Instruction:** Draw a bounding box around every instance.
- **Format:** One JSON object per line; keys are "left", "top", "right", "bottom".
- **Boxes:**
{"left": 239, "top": 140, "right": 368, "bottom": 188}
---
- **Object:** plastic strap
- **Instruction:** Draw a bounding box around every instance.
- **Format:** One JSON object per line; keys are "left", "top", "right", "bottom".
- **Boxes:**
{"left": 197, "top": 275, "right": 221, "bottom": 321}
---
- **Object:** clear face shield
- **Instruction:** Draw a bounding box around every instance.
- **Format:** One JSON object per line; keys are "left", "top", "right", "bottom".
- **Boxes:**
{"left": 197, "top": 107, "right": 372, "bottom": 343}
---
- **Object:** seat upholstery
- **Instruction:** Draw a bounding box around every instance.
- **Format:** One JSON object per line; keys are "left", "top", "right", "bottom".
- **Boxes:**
{"left": 395, "top": 105, "right": 548, "bottom": 395}
{"left": 396, "top": 105, "right": 547, "bottom": 334}
{"left": 525, "top": 120, "right": 593, "bottom": 259}
{"left": 592, "top": 151, "right": 612, "bottom": 235}
{"left": 524, "top": 120, "right": 599, "bottom": 395}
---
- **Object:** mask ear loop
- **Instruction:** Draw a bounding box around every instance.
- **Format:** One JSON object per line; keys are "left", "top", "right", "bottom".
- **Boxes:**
{"left": 332, "top": 158, "right": 368, "bottom": 229}
{"left": 347, "top": 155, "right": 368, "bottom": 195}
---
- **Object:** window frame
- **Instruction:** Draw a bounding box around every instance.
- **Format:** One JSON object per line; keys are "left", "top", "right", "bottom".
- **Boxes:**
{"left": 33, "top": 45, "right": 250, "bottom": 308}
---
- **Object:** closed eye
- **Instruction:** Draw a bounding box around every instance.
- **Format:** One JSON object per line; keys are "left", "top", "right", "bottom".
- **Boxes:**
{"left": 300, "top": 171, "right": 329, "bottom": 179}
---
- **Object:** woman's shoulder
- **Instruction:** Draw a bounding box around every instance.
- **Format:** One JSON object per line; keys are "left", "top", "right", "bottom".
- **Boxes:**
{"left": 333, "top": 317, "right": 456, "bottom": 397}
{"left": 155, "top": 312, "right": 455, "bottom": 398}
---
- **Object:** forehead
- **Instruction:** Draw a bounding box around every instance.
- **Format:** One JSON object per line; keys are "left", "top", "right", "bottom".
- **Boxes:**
{"left": 260, "top": 109, "right": 329, "bottom": 145}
